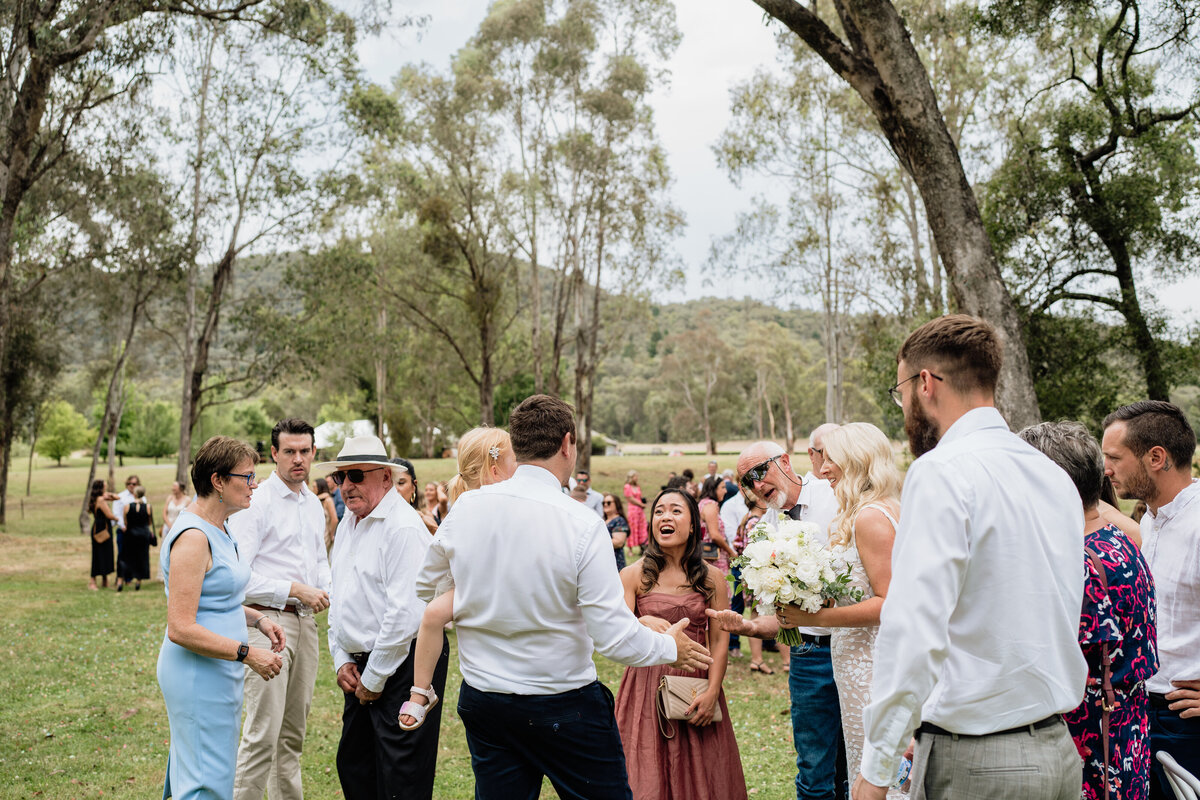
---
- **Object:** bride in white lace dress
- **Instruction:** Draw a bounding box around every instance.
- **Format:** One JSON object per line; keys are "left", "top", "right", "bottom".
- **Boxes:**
{"left": 776, "top": 423, "right": 904, "bottom": 796}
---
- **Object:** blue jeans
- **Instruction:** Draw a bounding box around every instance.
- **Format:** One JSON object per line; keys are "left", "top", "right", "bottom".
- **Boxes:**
{"left": 1149, "top": 696, "right": 1200, "bottom": 799}
{"left": 457, "top": 680, "right": 632, "bottom": 800}
{"left": 729, "top": 566, "right": 745, "bottom": 651}
{"left": 789, "top": 640, "right": 846, "bottom": 800}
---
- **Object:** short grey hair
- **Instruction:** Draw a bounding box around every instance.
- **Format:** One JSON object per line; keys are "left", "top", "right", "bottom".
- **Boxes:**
{"left": 1017, "top": 421, "right": 1103, "bottom": 509}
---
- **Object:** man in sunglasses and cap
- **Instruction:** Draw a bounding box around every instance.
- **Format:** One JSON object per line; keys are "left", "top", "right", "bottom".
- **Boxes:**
{"left": 318, "top": 435, "right": 449, "bottom": 800}
{"left": 718, "top": 435, "right": 840, "bottom": 800}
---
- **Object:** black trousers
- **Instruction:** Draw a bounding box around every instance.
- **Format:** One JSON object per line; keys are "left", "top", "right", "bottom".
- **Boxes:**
{"left": 337, "top": 634, "right": 449, "bottom": 800}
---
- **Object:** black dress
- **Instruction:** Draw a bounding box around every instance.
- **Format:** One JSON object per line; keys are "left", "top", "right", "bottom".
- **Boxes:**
{"left": 121, "top": 501, "right": 153, "bottom": 581}
{"left": 90, "top": 507, "right": 114, "bottom": 578}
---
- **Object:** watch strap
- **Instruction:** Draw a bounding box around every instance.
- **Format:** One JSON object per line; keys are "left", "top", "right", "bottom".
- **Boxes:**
{"left": 236, "top": 643, "right": 249, "bottom": 662}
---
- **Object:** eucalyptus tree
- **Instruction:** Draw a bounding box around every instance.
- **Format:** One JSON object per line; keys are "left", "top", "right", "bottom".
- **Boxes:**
{"left": 160, "top": 11, "right": 359, "bottom": 484}
{"left": 746, "top": 0, "right": 1042, "bottom": 428}
{"left": 983, "top": 0, "right": 1200, "bottom": 401}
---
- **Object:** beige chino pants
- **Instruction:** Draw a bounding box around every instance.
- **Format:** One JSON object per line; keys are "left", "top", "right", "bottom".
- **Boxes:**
{"left": 233, "top": 609, "right": 319, "bottom": 800}
{"left": 910, "top": 716, "right": 1082, "bottom": 800}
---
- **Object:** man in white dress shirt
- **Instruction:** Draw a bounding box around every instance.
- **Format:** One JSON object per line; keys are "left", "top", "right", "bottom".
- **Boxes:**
{"left": 1101, "top": 400, "right": 1200, "bottom": 797}
{"left": 715, "top": 439, "right": 841, "bottom": 800}
{"left": 417, "top": 394, "right": 712, "bottom": 800}
{"left": 229, "top": 418, "right": 330, "bottom": 800}
{"left": 853, "top": 314, "right": 1087, "bottom": 800}
{"left": 322, "top": 436, "right": 448, "bottom": 800}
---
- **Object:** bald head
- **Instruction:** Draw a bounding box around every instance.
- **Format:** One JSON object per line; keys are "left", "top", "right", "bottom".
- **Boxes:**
{"left": 736, "top": 441, "right": 797, "bottom": 511}
{"left": 808, "top": 423, "right": 840, "bottom": 475}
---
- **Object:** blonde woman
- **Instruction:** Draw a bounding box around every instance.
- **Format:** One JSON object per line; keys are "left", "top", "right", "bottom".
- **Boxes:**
{"left": 398, "top": 427, "right": 516, "bottom": 730}
{"left": 775, "top": 422, "right": 905, "bottom": 797}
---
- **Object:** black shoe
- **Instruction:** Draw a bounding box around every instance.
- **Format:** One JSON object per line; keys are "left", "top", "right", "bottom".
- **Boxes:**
{"left": 116, "top": 583, "right": 124, "bottom": 593}
{"left": 134, "top": 581, "right": 141, "bottom": 591}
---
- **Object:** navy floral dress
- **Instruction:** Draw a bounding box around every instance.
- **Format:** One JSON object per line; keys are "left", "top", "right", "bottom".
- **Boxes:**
{"left": 1064, "top": 524, "right": 1158, "bottom": 800}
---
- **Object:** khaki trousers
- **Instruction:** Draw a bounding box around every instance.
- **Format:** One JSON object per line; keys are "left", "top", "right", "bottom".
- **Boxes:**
{"left": 911, "top": 716, "right": 1082, "bottom": 800}
{"left": 233, "top": 609, "right": 318, "bottom": 800}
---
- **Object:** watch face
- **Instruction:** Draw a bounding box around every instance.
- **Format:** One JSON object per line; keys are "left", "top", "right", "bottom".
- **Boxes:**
{"left": 237, "top": 643, "right": 249, "bottom": 661}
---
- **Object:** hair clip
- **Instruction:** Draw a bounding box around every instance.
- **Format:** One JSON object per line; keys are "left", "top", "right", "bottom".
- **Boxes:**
{"left": 489, "top": 445, "right": 500, "bottom": 460}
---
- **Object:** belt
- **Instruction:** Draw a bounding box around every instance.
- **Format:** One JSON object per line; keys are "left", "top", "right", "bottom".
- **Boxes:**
{"left": 1150, "top": 692, "right": 1171, "bottom": 709}
{"left": 798, "top": 633, "right": 831, "bottom": 646}
{"left": 348, "top": 651, "right": 371, "bottom": 666}
{"left": 916, "top": 714, "right": 1062, "bottom": 739}
{"left": 248, "top": 603, "right": 300, "bottom": 615}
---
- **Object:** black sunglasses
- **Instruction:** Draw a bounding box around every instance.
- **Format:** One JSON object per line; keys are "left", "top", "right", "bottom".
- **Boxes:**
{"left": 740, "top": 455, "right": 783, "bottom": 489}
{"left": 330, "top": 466, "right": 387, "bottom": 486}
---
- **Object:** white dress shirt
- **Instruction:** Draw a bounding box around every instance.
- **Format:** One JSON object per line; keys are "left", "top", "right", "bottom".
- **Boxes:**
{"left": 762, "top": 472, "right": 838, "bottom": 636}
{"left": 860, "top": 407, "right": 1088, "bottom": 787}
{"left": 720, "top": 490, "right": 748, "bottom": 546}
{"left": 226, "top": 471, "right": 331, "bottom": 608}
{"left": 114, "top": 489, "right": 135, "bottom": 531}
{"left": 328, "top": 489, "right": 432, "bottom": 693}
{"left": 1140, "top": 478, "right": 1200, "bottom": 694}
{"left": 584, "top": 487, "right": 605, "bottom": 518}
{"left": 417, "top": 464, "right": 677, "bottom": 695}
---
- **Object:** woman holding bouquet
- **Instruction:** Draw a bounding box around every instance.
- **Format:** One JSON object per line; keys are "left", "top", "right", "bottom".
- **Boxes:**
{"left": 775, "top": 422, "right": 905, "bottom": 797}
{"left": 614, "top": 488, "right": 747, "bottom": 800}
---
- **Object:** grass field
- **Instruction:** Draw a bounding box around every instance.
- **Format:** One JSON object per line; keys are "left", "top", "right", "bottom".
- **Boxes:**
{"left": 1, "top": 453, "right": 808, "bottom": 800}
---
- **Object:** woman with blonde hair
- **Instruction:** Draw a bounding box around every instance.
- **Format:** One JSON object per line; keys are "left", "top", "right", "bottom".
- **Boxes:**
{"left": 776, "top": 422, "right": 905, "bottom": 796}
{"left": 446, "top": 427, "right": 515, "bottom": 506}
{"left": 398, "top": 426, "right": 516, "bottom": 730}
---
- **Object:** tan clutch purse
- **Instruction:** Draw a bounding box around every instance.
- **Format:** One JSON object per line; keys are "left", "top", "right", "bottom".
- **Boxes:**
{"left": 655, "top": 675, "right": 721, "bottom": 738}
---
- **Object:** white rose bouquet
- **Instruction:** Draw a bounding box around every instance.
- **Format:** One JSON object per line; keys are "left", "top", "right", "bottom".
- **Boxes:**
{"left": 730, "top": 517, "right": 862, "bottom": 646}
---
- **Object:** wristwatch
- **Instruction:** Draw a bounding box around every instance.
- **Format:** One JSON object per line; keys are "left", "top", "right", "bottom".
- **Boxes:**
{"left": 236, "top": 643, "right": 249, "bottom": 662}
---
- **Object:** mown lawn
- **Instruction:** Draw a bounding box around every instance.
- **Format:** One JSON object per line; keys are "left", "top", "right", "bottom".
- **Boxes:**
{"left": 1, "top": 454, "right": 805, "bottom": 799}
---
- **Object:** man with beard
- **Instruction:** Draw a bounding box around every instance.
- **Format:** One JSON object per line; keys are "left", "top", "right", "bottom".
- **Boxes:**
{"left": 720, "top": 437, "right": 840, "bottom": 800}
{"left": 850, "top": 315, "right": 1087, "bottom": 800}
{"left": 1102, "top": 401, "right": 1200, "bottom": 797}
{"left": 228, "top": 418, "right": 330, "bottom": 800}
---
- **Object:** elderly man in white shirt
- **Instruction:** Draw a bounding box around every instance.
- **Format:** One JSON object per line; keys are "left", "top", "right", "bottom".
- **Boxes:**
{"left": 323, "top": 436, "right": 448, "bottom": 800}
{"left": 852, "top": 315, "right": 1087, "bottom": 800}
{"left": 1102, "top": 400, "right": 1200, "bottom": 796}
{"left": 228, "top": 419, "right": 331, "bottom": 800}
{"left": 713, "top": 438, "right": 840, "bottom": 800}
{"left": 418, "top": 394, "right": 712, "bottom": 800}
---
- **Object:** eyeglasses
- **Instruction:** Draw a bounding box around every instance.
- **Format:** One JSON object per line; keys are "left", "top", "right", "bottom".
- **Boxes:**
{"left": 888, "top": 372, "right": 944, "bottom": 407}
{"left": 330, "top": 466, "right": 386, "bottom": 486}
{"left": 740, "top": 455, "right": 783, "bottom": 489}
{"left": 222, "top": 472, "right": 258, "bottom": 487}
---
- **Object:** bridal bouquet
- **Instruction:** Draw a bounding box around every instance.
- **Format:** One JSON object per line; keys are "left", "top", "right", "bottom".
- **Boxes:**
{"left": 731, "top": 517, "right": 862, "bottom": 646}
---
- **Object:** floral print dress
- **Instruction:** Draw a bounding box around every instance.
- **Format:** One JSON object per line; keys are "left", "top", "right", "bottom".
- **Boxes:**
{"left": 1065, "top": 523, "right": 1158, "bottom": 800}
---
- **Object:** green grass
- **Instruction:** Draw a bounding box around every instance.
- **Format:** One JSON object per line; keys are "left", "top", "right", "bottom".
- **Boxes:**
{"left": 0, "top": 455, "right": 803, "bottom": 799}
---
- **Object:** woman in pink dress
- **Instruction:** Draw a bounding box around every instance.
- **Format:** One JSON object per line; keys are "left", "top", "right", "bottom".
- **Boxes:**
{"left": 623, "top": 470, "right": 648, "bottom": 550}
{"left": 615, "top": 488, "right": 746, "bottom": 800}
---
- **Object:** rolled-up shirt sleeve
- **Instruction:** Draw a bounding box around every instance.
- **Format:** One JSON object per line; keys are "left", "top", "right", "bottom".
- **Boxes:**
{"left": 860, "top": 459, "right": 969, "bottom": 786}
{"left": 360, "top": 526, "right": 429, "bottom": 693}
{"left": 575, "top": 520, "right": 677, "bottom": 666}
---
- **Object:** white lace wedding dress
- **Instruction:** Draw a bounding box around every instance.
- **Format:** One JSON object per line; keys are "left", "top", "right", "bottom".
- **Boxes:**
{"left": 830, "top": 503, "right": 905, "bottom": 797}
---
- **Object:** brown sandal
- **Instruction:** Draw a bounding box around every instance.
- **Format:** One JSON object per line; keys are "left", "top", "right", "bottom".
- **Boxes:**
{"left": 749, "top": 661, "right": 775, "bottom": 675}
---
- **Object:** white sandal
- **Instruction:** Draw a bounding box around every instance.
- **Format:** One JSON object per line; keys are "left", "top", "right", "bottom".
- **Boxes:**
{"left": 397, "top": 685, "right": 439, "bottom": 731}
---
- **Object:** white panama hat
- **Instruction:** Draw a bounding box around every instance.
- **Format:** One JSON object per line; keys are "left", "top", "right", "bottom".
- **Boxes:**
{"left": 314, "top": 435, "right": 407, "bottom": 476}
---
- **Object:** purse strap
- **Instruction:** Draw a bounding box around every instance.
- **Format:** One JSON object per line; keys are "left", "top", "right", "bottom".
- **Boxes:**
{"left": 655, "top": 677, "right": 677, "bottom": 740}
{"left": 1085, "top": 545, "right": 1115, "bottom": 800}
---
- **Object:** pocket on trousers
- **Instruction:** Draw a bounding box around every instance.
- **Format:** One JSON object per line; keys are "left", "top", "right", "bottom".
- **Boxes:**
{"left": 529, "top": 711, "right": 583, "bottom": 730}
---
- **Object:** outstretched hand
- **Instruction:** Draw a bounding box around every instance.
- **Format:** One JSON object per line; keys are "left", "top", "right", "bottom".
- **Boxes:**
{"left": 667, "top": 617, "right": 713, "bottom": 672}
{"left": 704, "top": 608, "right": 779, "bottom": 640}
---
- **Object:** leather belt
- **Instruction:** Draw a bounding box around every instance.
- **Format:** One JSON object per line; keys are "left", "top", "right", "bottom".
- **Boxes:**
{"left": 917, "top": 714, "right": 1062, "bottom": 739}
{"left": 249, "top": 603, "right": 299, "bottom": 615}
{"left": 798, "top": 633, "right": 831, "bottom": 646}
{"left": 1149, "top": 692, "right": 1171, "bottom": 709}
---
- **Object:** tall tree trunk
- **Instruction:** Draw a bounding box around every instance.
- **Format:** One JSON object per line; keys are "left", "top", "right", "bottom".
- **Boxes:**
{"left": 752, "top": 0, "right": 1041, "bottom": 428}
{"left": 26, "top": 405, "right": 41, "bottom": 497}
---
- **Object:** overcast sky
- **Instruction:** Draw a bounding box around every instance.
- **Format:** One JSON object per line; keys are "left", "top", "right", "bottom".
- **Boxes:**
{"left": 354, "top": 0, "right": 1200, "bottom": 324}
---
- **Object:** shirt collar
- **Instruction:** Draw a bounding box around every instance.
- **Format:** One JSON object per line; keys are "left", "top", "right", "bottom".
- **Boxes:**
{"left": 937, "top": 406, "right": 1008, "bottom": 448}
{"left": 267, "top": 470, "right": 310, "bottom": 500}
{"left": 515, "top": 463, "right": 564, "bottom": 490}
{"left": 362, "top": 484, "right": 401, "bottom": 522}
{"left": 1151, "top": 478, "right": 1200, "bottom": 524}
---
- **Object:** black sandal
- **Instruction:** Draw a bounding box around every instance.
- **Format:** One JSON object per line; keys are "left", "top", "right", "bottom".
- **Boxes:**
{"left": 749, "top": 661, "right": 775, "bottom": 675}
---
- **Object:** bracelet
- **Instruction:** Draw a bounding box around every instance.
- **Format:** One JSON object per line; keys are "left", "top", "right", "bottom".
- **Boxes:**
{"left": 253, "top": 616, "right": 267, "bottom": 630}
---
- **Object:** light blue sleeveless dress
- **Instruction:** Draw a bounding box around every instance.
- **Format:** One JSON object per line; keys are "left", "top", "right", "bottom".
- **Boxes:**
{"left": 157, "top": 510, "right": 250, "bottom": 800}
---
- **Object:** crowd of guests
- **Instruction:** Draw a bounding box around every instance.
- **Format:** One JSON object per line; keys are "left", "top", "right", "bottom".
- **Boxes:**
{"left": 104, "top": 313, "right": 1200, "bottom": 800}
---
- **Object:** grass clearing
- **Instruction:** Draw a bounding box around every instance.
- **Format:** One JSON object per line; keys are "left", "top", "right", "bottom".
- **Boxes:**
{"left": 1, "top": 454, "right": 803, "bottom": 799}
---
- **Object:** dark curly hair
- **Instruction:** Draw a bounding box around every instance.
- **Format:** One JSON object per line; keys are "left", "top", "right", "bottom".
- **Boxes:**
{"left": 639, "top": 488, "right": 713, "bottom": 601}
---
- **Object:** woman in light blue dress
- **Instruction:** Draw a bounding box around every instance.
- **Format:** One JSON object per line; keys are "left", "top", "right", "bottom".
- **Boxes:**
{"left": 157, "top": 436, "right": 285, "bottom": 800}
